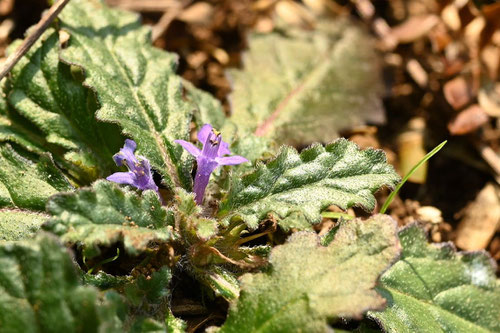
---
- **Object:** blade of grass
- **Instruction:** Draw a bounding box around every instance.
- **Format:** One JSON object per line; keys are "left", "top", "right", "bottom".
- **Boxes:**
{"left": 321, "top": 212, "right": 354, "bottom": 220}
{"left": 380, "top": 140, "right": 447, "bottom": 214}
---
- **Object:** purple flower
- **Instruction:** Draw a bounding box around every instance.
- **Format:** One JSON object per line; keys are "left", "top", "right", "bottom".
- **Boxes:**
{"left": 175, "top": 124, "right": 248, "bottom": 205}
{"left": 107, "top": 139, "right": 159, "bottom": 195}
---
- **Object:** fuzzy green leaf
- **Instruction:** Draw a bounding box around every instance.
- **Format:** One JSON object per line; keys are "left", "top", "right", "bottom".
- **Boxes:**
{"left": 0, "top": 79, "right": 47, "bottom": 156}
{"left": 175, "top": 188, "right": 218, "bottom": 243}
{"left": 219, "top": 215, "right": 400, "bottom": 332}
{"left": 183, "top": 79, "right": 226, "bottom": 130}
{"left": 0, "top": 234, "right": 123, "bottom": 332}
{"left": 0, "top": 145, "right": 73, "bottom": 210}
{"left": 7, "top": 29, "right": 123, "bottom": 181}
{"left": 218, "top": 138, "right": 399, "bottom": 229}
{"left": 58, "top": 0, "right": 193, "bottom": 189}
{"left": 44, "top": 180, "right": 174, "bottom": 258}
{"left": 228, "top": 20, "right": 384, "bottom": 145}
{"left": 0, "top": 209, "right": 47, "bottom": 241}
{"left": 369, "top": 224, "right": 500, "bottom": 333}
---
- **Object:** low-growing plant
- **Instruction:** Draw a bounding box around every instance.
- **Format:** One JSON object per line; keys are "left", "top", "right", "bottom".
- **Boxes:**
{"left": 0, "top": 1, "right": 498, "bottom": 332}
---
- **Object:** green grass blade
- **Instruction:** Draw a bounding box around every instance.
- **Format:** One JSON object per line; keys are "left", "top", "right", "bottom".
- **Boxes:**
{"left": 321, "top": 212, "right": 354, "bottom": 220}
{"left": 380, "top": 140, "right": 447, "bottom": 214}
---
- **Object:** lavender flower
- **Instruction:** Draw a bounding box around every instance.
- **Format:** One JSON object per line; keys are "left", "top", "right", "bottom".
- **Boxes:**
{"left": 175, "top": 124, "right": 248, "bottom": 205}
{"left": 107, "top": 139, "right": 159, "bottom": 195}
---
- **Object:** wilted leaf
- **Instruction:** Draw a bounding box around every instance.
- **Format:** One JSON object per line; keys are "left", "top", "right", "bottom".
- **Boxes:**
{"left": 44, "top": 180, "right": 174, "bottom": 258}
{"left": 218, "top": 138, "right": 399, "bottom": 229}
{"left": 0, "top": 209, "right": 47, "bottom": 241}
{"left": 59, "top": 0, "right": 193, "bottom": 189}
{"left": 369, "top": 224, "right": 500, "bottom": 333}
{"left": 0, "top": 234, "right": 123, "bottom": 332}
{"left": 0, "top": 145, "right": 73, "bottom": 210}
{"left": 218, "top": 215, "right": 400, "bottom": 332}
{"left": 7, "top": 29, "right": 122, "bottom": 181}
{"left": 228, "top": 20, "right": 384, "bottom": 145}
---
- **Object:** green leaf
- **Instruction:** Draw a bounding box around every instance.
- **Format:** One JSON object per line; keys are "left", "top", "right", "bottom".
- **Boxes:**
{"left": 183, "top": 79, "right": 226, "bottom": 130}
{"left": 218, "top": 138, "right": 399, "bottom": 229}
{"left": 125, "top": 267, "right": 171, "bottom": 306}
{"left": 44, "top": 180, "right": 175, "bottom": 258}
{"left": 166, "top": 311, "right": 187, "bottom": 333}
{"left": 83, "top": 271, "right": 132, "bottom": 290}
{"left": 0, "top": 79, "right": 47, "bottom": 156}
{"left": 0, "top": 209, "right": 47, "bottom": 240}
{"left": 58, "top": 0, "right": 193, "bottom": 189}
{"left": 0, "top": 145, "right": 73, "bottom": 210}
{"left": 194, "top": 265, "right": 240, "bottom": 301}
{"left": 219, "top": 215, "right": 400, "bottom": 332}
{"left": 7, "top": 29, "right": 122, "bottom": 181}
{"left": 228, "top": 20, "right": 384, "bottom": 145}
{"left": 0, "top": 233, "right": 123, "bottom": 332}
{"left": 369, "top": 224, "right": 500, "bottom": 333}
{"left": 175, "top": 188, "right": 218, "bottom": 243}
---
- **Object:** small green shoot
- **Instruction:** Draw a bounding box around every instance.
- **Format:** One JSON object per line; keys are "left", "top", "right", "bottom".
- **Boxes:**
{"left": 380, "top": 140, "right": 447, "bottom": 214}
{"left": 321, "top": 212, "right": 354, "bottom": 220}
{"left": 86, "top": 248, "right": 120, "bottom": 274}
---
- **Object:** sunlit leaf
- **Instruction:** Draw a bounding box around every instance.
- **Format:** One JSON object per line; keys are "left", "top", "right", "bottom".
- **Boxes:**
{"left": 219, "top": 139, "right": 399, "bottom": 229}
{"left": 44, "top": 180, "right": 174, "bottom": 258}
{"left": 218, "top": 215, "right": 400, "bottom": 332}
{"left": 369, "top": 224, "right": 500, "bottom": 333}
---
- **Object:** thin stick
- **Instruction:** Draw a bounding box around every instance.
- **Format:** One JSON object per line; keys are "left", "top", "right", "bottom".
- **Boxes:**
{"left": 106, "top": 0, "right": 179, "bottom": 12}
{"left": 0, "top": 0, "right": 71, "bottom": 81}
{"left": 151, "top": 0, "right": 192, "bottom": 42}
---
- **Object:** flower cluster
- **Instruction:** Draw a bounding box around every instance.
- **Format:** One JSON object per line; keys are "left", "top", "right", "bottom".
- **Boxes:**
{"left": 175, "top": 124, "right": 247, "bottom": 204}
{"left": 107, "top": 124, "right": 246, "bottom": 205}
{"left": 107, "top": 139, "right": 159, "bottom": 195}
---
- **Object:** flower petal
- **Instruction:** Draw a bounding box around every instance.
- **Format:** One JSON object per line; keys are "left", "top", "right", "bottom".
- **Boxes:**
{"left": 218, "top": 140, "right": 231, "bottom": 157}
{"left": 216, "top": 155, "right": 249, "bottom": 166}
{"left": 107, "top": 172, "right": 135, "bottom": 185}
{"left": 197, "top": 124, "right": 212, "bottom": 145}
{"left": 175, "top": 140, "right": 201, "bottom": 157}
{"left": 113, "top": 139, "right": 138, "bottom": 167}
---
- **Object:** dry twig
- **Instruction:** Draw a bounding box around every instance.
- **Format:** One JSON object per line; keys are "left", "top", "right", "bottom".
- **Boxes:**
{"left": 0, "top": 0, "right": 71, "bottom": 81}
{"left": 106, "top": 0, "right": 179, "bottom": 12}
{"left": 151, "top": 0, "right": 192, "bottom": 42}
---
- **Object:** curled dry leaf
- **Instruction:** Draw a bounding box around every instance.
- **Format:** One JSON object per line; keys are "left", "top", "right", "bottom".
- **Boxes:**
{"left": 479, "top": 83, "right": 500, "bottom": 117}
{"left": 178, "top": 2, "right": 215, "bottom": 26}
{"left": 274, "top": 0, "right": 315, "bottom": 28}
{"left": 443, "top": 76, "right": 472, "bottom": 110}
{"left": 448, "top": 104, "right": 489, "bottom": 135}
{"left": 456, "top": 182, "right": 500, "bottom": 251}
{"left": 388, "top": 15, "right": 440, "bottom": 44}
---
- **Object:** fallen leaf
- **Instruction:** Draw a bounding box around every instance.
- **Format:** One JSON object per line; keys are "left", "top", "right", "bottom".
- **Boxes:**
{"left": 448, "top": 104, "right": 489, "bottom": 135}
{"left": 456, "top": 182, "right": 500, "bottom": 250}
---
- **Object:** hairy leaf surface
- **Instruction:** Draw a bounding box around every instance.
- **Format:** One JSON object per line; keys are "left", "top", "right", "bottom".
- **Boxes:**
{"left": 369, "top": 224, "right": 500, "bottom": 333}
{"left": 45, "top": 180, "right": 174, "bottom": 257}
{"left": 7, "top": 29, "right": 122, "bottom": 181}
{"left": 0, "top": 209, "right": 47, "bottom": 241}
{"left": 0, "top": 79, "right": 47, "bottom": 156}
{"left": 0, "top": 234, "right": 123, "bottom": 332}
{"left": 0, "top": 145, "right": 73, "bottom": 210}
{"left": 219, "top": 215, "right": 400, "bottom": 332}
{"left": 58, "top": 0, "right": 193, "bottom": 189}
{"left": 219, "top": 139, "right": 399, "bottom": 229}
{"left": 228, "top": 20, "right": 384, "bottom": 145}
